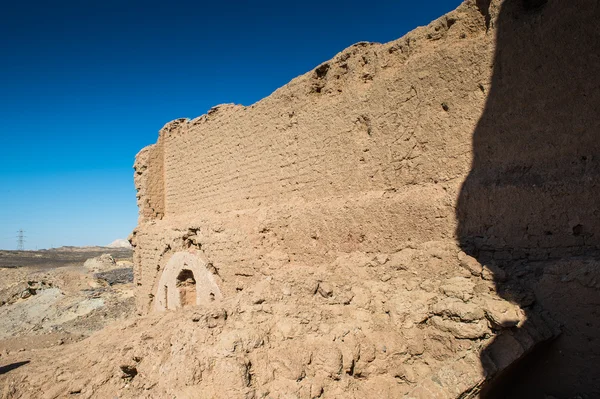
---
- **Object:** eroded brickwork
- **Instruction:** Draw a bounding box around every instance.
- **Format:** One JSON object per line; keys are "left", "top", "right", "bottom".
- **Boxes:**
{"left": 132, "top": 0, "right": 599, "bottom": 315}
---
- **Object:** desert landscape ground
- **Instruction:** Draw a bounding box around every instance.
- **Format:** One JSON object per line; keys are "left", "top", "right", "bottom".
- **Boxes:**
{"left": 0, "top": 248, "right": 134, "bottom": 356}
{"left": 1, "top": 0, "right": 599, "bottom": 398}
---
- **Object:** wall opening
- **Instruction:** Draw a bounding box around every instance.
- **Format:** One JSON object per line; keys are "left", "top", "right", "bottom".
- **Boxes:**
{"left": 153, "top": 251, "right": 223, "bottom": 312}
{"left": 176, "top": 269, "right": 197, "bottom": 308}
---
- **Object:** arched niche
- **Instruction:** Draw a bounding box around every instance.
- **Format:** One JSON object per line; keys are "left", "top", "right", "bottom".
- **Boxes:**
{"left": 154, "top": 251, "right": 222, "bottom": 311}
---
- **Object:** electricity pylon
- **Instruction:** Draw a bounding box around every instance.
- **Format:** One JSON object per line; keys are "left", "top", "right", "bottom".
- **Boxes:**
{"left": 16, "top": 229, "right": 25, "bottom": 251}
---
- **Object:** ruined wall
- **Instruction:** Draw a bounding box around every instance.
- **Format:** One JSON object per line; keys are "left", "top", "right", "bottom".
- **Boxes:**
{"left": 133, "top": 141, "right": 164, "bottom": 222}
{"left": 132, "top": 0, "right": 599, "bottom": 315}
{"left": 132, "top": 1, "right": 489, "bottom": 313}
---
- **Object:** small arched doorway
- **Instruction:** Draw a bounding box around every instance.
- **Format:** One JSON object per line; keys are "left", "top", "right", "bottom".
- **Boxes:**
{"left": 176, "top": 269, "right": 197, "bottom": 308}
{"left": 153, "top": 251, "right": 222, "bottom": 312}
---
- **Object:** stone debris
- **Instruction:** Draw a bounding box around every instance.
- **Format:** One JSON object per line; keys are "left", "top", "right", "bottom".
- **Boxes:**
{"left": 94, "top": 268, "right": 134, "bottom": 286}
{"left": 0, "top": 280, "right": 52, "bottom": 307}
{"left": 83, "top": 254, "right": 116, "bottom": 273}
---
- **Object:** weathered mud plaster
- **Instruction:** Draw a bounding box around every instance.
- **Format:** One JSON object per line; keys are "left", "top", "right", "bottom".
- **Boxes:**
{"left": 153, "top": 251, "right": 222, "bottom": 311}
{"left": 127, "top": 0, "right": 599, "bottom": 397}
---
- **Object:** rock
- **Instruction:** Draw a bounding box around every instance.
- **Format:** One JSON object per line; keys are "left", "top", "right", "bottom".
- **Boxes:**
{"left": 94, "top": 268, "right": 133, "bottom": 285}
{"left": 84, "top": 254, "right": 116, "bottom": 273}
{"left": 20, "top": 289, "right": 32, "bottom": 299}
{"left": 388, "top": 249, "right": 417, "bottom": 271}
{"left": 432, "top": 299, "right": 485, "bottom": 322}
{"left": 0, "top": 282, "right": 31, "bottom": 306}
{"left": 482, "top": 264, "right": 507, "bottom": 282}
{"left": 484, "top": 299, "right": 524, "bottom": 328}
{"left": 317, "top": 282, "right": 333, "bottom": 298}
{"left": 430, "top": 316, "right": 489, "bottom": 339}
{"left": 439, "top": 277, "right": 475, "bottom": 302}
{"left": 457, "top": 251, "right": 482, "bottom": 276}
{"left": 402, "top": 327, "right": 425, "bottom": 356}
{"left": 119, "top": 364, "right": 138, "bottom": 380}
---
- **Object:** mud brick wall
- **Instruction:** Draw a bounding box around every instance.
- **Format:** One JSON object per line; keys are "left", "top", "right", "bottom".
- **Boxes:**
{"left": 132, "top": 0, "right": 600, "bottom": 313}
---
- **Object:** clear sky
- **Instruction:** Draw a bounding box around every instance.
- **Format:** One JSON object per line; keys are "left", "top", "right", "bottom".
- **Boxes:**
{"left": 0, "top": 0, "right": 461, "bottom": 250}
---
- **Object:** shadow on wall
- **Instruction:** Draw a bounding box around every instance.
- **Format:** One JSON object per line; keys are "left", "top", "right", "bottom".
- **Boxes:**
{"left": 456, "top": 0, "right": 600, "bottom": 397}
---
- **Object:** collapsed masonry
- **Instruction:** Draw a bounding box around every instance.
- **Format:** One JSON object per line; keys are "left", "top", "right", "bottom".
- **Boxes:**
{"left": 127, "top": 0, "right": 599, "bottom": 397}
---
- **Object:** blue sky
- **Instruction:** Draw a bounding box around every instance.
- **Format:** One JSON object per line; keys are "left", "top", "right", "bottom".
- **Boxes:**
{"left": 0, "top": 0, "right": 461, "bottom": 250}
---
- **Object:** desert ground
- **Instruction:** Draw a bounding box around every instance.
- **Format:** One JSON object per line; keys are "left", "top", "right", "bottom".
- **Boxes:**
{"left": 0, "top": 248, "right": 134, "bottom": 357}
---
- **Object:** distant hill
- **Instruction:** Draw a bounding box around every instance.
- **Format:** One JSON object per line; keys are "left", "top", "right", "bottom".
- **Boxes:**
{"left": 106, "top": 239, "right": 132, "bottom": 249}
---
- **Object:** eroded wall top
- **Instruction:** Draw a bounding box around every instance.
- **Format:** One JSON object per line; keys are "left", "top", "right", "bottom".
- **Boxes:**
{"left": 134, "top": 1, "right": 496, "bottom": 222}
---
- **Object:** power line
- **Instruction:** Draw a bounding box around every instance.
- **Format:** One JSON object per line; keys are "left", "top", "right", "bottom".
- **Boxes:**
{"left": 16, "top": 229, "right": 26, "bottom": 251}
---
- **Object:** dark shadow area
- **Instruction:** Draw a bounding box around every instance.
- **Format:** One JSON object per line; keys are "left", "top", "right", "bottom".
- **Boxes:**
{"left": 176, "top": 269, "right": 197, "bottom": 308}
{"left": 0, "top": 361, "right": 30, "bottom": 375}
{"left": 456, "top": 0, "right": 600, "bottom": 397}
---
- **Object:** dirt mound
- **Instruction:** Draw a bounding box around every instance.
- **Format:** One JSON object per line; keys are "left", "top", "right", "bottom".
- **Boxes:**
{"left": 0, "top": 244, "right": 559, "bottom": 399}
